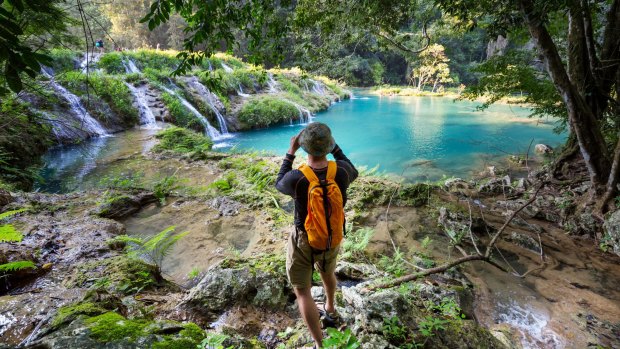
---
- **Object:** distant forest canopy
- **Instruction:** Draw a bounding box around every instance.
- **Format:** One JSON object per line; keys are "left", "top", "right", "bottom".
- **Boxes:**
{"left": 2, "top": 0, "right": 498, "bottom": 87}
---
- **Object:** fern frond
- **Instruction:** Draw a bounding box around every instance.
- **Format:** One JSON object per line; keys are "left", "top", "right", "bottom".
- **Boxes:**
{"left": 110, "top": 235, "right": 145, "bottom": 246}
{"left": 143, "top": 226, "right": 176, "bottom": 252}
{"left": 0, "top": 224, "right": 23, "bottom": 243}
{"left": 0, "top": 208, "right": 26, "bottom": 221}
{"left": 158, "top": 231, "right": 189, "bottom": 260}
{"left": 0, "top": 260, "right": 36, "bottom": 273}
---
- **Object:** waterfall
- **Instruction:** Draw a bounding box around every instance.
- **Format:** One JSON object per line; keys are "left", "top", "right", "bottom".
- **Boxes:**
{"left": 220, "top": 62, "right": 233, "bottom": 73}
{"left": 160, "top": 85, "right": 221, "bottom": 140}
{"left": 123, "top": 58, "right": 141, "bottom": 74}
{"left": 237, "top": 84, "right": 250, "bottom": 97}
{"left": 207, "top": 60, "right": 213, "bottom": 71}
{"left": 283, "top": 99, "right": 312, "bottom": 124}
{"left": 185, "top": 77, "right": 230, "bottom": 135}
{"left": 125, "top": 82, "right": 158, "bottom": 128}
{"left": 79, "top": 53, "right": 101, "bottom": 74}
{"left": 310, "top": 79, "right": 326, "bottom": 95}
{"left": 266, "top": 73, "right": 280, "bottom": 93}
{"left": 41, "top": 69, "right": 108, "bottom": 137}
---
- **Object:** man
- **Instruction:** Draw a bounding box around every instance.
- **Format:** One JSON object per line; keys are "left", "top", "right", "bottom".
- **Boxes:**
{"left": 275, "top": 122, "right": 358, "bottom": 348}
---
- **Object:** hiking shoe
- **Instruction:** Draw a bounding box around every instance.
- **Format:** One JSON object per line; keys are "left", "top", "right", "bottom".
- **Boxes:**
{"left": 317, "top": 303, "right": 341, "bottom": 329}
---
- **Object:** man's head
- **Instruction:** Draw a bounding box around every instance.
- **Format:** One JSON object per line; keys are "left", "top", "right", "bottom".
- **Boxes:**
{"left": 299, "top": 122, "right": 335, "bottom": 158}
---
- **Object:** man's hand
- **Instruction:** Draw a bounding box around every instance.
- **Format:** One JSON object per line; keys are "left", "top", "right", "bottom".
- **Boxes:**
{"left": 288, "top": 131, "right": 302, "bottom": 155}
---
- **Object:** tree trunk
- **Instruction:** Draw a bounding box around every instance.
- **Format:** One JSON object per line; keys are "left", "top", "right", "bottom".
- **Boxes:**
{"left": 519, "top": 0, "right": 611, "bottom": 188}
{"left": 600, "top": 137, "right": 620, "bottom": 211}
{"left": 432, "top": 79, "right": 438, "bottom": 92}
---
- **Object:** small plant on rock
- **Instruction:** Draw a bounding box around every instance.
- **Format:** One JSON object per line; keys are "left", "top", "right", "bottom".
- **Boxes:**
{"left": 322, "top": 328, "right": 360, "bottom": 349}
{"left": 198, "top": 333, "right": 230, "bottom": 349}
{"left": 110, "top": 226, "right": 189, "bottom": 276}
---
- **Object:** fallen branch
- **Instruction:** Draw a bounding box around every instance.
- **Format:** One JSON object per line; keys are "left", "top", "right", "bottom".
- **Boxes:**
{"left": 365, "top": 184, "right": 543, "bottom": 292}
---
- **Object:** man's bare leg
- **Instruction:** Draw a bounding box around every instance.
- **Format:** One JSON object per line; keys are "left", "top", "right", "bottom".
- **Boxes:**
{"left": 320, "top": 271, "right": 338, "bottom": 313}
{"left": 294, "top": 287, "right": 323, "bottom": 347}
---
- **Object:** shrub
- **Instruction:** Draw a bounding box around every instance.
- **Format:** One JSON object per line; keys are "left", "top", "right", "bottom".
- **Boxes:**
{"left": 126, "top": 49, "right": 180, "bottom": 71}
{"left": 98, "top": 52, "right": 125, "bottom": 74}
{"left": 56, "top": 72, "right": 138, "bottom": 124}
{"left": 48, "top": 48, "right": 79, "bottom": 73}
{"left": 238, "top": 96, "right": 299, "bottom": 128}
{"left": 153, "top": 126, "right": 213, "bottom": 153}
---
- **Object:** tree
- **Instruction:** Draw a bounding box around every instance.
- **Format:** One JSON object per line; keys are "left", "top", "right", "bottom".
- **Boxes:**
{"left": 409, "top": 44, "right": 452, "bottom": 91}
{"left": 435, "top": 0, "right": 620, "bottom": 212}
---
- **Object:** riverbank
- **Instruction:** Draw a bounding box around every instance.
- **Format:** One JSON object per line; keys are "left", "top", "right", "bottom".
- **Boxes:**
{"left": 1, "top": 127, "right": 619, "bottom": 348}
{"left": 370, "top": 85, "right": 529, "bottom": 106}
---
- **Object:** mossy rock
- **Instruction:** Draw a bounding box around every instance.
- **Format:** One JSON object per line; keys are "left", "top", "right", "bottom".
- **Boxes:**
{"left": 95, "top": 192, "right": 158, "bottom": 219}
{"left": 349, "top": 177, "right": 434, "bottom": 209}
{"left": 153, "top": 127, "right": 213, "bottom": 154}
{"left": 65, "top": 255, "right": 161, "bottom": 294}
{"left": 185, "top": 254, "right": 291, "bottom": 314}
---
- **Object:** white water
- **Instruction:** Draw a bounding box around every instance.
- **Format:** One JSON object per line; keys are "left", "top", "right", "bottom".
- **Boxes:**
{"left": 125, "top": 83, "right": 158, "bottom": 128}
{"left": 282, "top": 98, "right": 312, "bottom": 124}
{"left": 79, "top": 53, "right": 101, "bottom": 74}
{"left": 495, "top": 300, "right": 563, "bottom": 348}
{"left": 310, "top": 79, "right": 326, "bottom": 95}
{"left": 186, "top": 77, "right": 231, "bottom": 136}
{"left": 220, "top": 62, "right": 233, "bottom": 73}
{"left": 123, "top": 58, "right": 141, "bottom": 74}
{"left": 266, "top": 73, "right": 280, "bottom": 93}
{"left": 41, "top": 70, "right": 108, "bottom": 137}
{"left": 238, "top": 84, "right": 250, "bottom": 97}
{"left": 160, "top": 85, "right": 221, "bottom": 139}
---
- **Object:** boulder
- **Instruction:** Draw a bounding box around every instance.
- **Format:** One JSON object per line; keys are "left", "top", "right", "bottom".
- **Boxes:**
{"left": 334, "top": 261, "right": 383, "bottom": 281}
{"left": 94, "top": 192, "right": 158, "bottom": 219}
{"left": 339, "top": 283, "right": 506, "bottom": 349}
{"left": 478, "top": 176, "right": 512, "bottom": 195}
{"left": 0, "top": 190, "right": 12, "bottom": 207}
{"left": 209, "top": 196, "right": 242, "bottom": 216}
{"left": 444, "top": 178, "right": 474, "bottom": 193}
{"left": 534, "top": 144, "right": 553, "bottom": 154}
{"left": 603, "top": 210, "right": 620, "bottom": 257}
{"left": 183, "top": 255, "right": 291, "bottom": 315}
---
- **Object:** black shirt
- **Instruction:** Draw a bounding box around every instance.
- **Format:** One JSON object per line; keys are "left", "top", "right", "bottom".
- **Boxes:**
{"left": 275, "top": 144, "right": 358, "bottom": 232}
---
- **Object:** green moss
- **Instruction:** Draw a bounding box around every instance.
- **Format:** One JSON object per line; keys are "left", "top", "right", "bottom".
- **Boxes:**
{"left": 86, "top": 312, "right": 205, "bottom": 347}
{"left": 86, "top": 312, "right": 150, "bottom": 342}
{"left": 238, "top": 96, "right": 299, "bottom": 128}
{"left": 220, "top": 254, "right": 286, "bottom": 276}
{"left": 126, "top": 49, "right": 181, "bottom": 72}
{"left": 153, "top": 127, "right": 213, "bottom": 154}
{"left": 52, "top": 302, "right": 107, "bottom": 328}
{"left": 66, "top": 255, "right": 159, "bottom": 294}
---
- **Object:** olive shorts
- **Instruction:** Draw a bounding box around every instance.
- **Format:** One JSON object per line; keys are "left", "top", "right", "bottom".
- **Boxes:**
{"left": 286, "top": 230, "right": 340, "bottom": 289}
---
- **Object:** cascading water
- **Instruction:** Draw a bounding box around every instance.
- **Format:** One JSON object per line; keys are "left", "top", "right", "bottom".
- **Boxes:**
{"left": 185, "top": 77, "right": 230, "bottom": 136}
{"left": 220, "top": 62, "right": 234, "bottom": 73}
{"left": 160, "top": 85, "right": 221, "bottom": 140}
{"left": 238, "top": 84, "right": 250, "bottom": 97}
{"left": 282, "top": 99, "right": 312, "bottom": 124}
{"left": 123, "top": 58, "right": 141, "bottom": 74}
{"left": 310, "top": 79, "right": 326, "bottom": 95}
{"left": 125, "top": 82, "right": 158, "bottom": 128}
{"left": 79, "top": 53, "right": 101, "bottom": 74}
{"left": 40, "top": 69, "right": 108, "bottom": 137}
{"left": 266, "top": 73, "right": 280, "bottom": 93}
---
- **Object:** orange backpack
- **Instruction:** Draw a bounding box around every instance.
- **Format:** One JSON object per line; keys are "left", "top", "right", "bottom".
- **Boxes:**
{"left": 299, "top": 161, "right": 345, "bottom": 251}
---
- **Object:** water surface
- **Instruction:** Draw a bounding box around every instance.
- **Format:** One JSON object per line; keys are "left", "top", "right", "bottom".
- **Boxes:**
{"left": 220, "top": 93, "right": 565, "bottom": 181}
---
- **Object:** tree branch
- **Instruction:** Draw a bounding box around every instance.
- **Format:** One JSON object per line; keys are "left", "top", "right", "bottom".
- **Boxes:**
{"left": 375, "top": 22, "right": 430, "bottom": 55}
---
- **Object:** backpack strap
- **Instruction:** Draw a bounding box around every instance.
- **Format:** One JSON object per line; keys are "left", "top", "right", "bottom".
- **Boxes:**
{"left": 326, "top": 161, "right": 337, "bottom": 181}
{"left": 299, "top": 164, "right": 319, "bottom": 184}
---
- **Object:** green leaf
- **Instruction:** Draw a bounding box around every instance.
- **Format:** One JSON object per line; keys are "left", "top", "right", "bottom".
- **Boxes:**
{"left": 0, "top": 208, "right": 26, "bottom": 220}
{"left": 0, "top": 260, "right": 35, "bottom": 273}
{"left": 0, "top": 224, "right": 23, "bottom": 243}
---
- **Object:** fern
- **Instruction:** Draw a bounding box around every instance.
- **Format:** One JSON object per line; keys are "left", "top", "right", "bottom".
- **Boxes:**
{"left": 0, "top": 260, "right": 36, "bottom": 273}
{"left": 0, "top": 224, "right": 23, "bottom": 243}
{"left": 0, "top": 208, "right": 26, "bottom": 221}
{"left": 112, "top": 226, "right": 189, "bottom": 274}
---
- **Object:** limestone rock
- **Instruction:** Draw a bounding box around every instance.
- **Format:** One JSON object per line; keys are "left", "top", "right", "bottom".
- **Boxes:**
{"left": 0, "top": 190, "right": 12, "bottom": 207}
{"left": 444, "top": 178, "right": 474, "bottom": 193}
{"left": 603, "top": 210, "right": 620, "bottom": 257}
{"left": 479, "top": 176, "right": 512, "bottom": 195}
{"left": 183, "top": 255, "right": 291, "bottom": 315}
{"left": 209, "top": 196, "right": 242, "bottom": 216}
{"left": 534, "top": 144, "right": 553, "bottom": 154}
{"left": 334, "top": 261, "right": 383, "bottom": 281}
{"left": 94, "top": 192, "right": 158, "bottom": 219}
